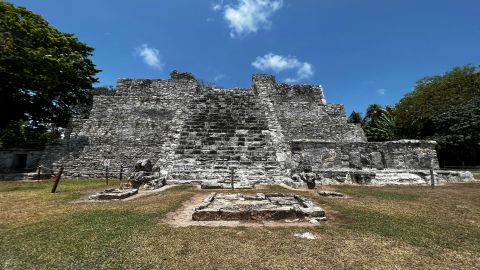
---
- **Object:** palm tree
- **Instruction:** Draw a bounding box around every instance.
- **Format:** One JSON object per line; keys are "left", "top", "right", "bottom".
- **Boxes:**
{"left": 363, "top": 104, "right": 383, "bottom": 126}
{"left": 365, "top": 108, "right": 397, "bottom": 141}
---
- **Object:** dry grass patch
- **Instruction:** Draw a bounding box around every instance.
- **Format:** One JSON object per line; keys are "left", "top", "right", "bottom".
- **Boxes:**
{"left": 322, "top": 184, "right": 480, "bottom": 227}
{"left": 0, "top": 180, "right": 479, "bottom": 269}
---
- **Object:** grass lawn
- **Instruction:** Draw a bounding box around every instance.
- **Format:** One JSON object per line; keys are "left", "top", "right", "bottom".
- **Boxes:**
{"left": 1, "top": 180, "right": 479, "bottom": 269}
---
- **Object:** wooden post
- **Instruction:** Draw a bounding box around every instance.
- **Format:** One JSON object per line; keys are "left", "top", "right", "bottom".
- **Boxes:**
{"left": 430, "top": 169, "right": 435, "bottom": 187}
{"left": 103, "top": 159, "right": 111, "bottom": 186}
{"left": 119, "top": 165, "right": 123, "bottom": 183}
{"left": 106, "top": 166, "right": 109, "bottom": 186}
{"left": 51, "top": 166, "right": 64, "bottom": 193}
{"left": 230, "top": 168, "right": 234, "bottom": 190}
{"left": 37, "top": 166, "right": 41, "bottom": 180}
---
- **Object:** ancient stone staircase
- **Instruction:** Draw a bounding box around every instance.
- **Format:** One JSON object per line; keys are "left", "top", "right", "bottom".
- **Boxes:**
{"left": 169, "top": 89, "right": 282, "bottom": 183}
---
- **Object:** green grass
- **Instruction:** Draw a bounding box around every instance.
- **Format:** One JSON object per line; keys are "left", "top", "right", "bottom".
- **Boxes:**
{"left": 342, "top": 187, "right": 419, "bottom": 201}
{"left": 0, "top": 180, "right": 479, "bottom": 269}
{"left": 337, "top": 206, "right": 480, "bottom": 252}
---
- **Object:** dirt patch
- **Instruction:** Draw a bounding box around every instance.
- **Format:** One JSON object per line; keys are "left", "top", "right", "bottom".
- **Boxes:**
{"left": 321, "top": 206, "right": 353, "bottom": 225}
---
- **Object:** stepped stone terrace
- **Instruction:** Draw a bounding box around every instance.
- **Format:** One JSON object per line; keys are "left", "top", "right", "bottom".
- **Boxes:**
{"left": 33, "top": 71, "right": 473, "bottom": 187}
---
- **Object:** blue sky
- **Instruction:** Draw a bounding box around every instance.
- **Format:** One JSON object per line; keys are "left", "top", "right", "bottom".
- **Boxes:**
{"left": 9, "top": 0, "right": 480, "bottom": 114}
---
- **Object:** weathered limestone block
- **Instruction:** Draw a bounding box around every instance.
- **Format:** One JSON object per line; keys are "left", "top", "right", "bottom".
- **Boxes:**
{"left": 170, "top": 70, "right": 196, "bottom": 81}
{"left": 134, "top": 159, "right": 153, "bottom": 172}
{"left": 128, "top": 159, "right": 166, "bottom": 189}
{"left": 370, "top": 152, "right": 384, "bottom": 169}
{"left": 373, "top": 172, "right": 424, "bottom": 185}
{"left": 350, "top": 172, "right": 375, "bottom": 184}
{"left": 89, "top": 188, "right": 138, "bottom": 200}
{"left": 349, "top": 152, "right": 362, "bottom": 169}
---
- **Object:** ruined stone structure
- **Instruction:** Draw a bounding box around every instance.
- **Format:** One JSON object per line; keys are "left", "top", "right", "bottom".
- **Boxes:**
{"left": 193, "top": 193, "right": 325, "bottom": 221}
{"left": 38, "top": 71, "right": 474, "bottom": 186}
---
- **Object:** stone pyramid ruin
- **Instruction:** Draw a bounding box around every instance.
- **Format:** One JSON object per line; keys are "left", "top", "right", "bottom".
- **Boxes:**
{"left": 39, "top": 71, "right": 474, "bottom": 186}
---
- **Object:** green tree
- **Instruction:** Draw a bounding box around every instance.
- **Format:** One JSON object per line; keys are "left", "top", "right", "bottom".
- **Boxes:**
{"left": 361, "top": 104, "right": 398, "bottom": 142}
{"left": 347, "top": 111, "right": 363, "bottom": 124}
{"left": 0, "top": 2, "right": 99, "bottom": 146}
{"left": 365, "top": 107, "right": 397, "bottom": 142}
{"left": 395, "top": 65, "right": 480, "bottom": 166}
{"left": 362, "top": 104, "right": 383, "bottom": 127}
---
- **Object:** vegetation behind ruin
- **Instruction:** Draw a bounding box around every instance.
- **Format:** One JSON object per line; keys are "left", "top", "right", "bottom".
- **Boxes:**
{"left": 349, "top": 65, "right": 480, "bottom": 167}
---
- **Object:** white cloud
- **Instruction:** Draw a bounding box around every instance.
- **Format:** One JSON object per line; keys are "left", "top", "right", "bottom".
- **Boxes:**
{"left": 214, "top": 0, "right": 283, "bottom": 38}
{"left": 252, "top": 53, "right": 299, "bottom": 72}
{"left": 212, "top": 1, "right": 223, "bottom": 11}
{"left": 135, "top": 44, "right": 164, "bottom": 70}
{"left": 252, "top": 53, "right": 314, "bottom": 82}
{"left": 288, "top": 62, "right": 314, "bottom": 83}
{"left": 377, "top": 88, "right": 386, "bottom": 95}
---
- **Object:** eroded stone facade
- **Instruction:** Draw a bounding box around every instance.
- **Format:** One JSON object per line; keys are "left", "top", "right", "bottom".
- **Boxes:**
{"left": 39, "top": 71, "right": 474, "bottom": 186}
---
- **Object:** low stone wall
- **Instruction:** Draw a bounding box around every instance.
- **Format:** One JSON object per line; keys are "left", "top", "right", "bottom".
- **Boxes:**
{"left": 287, "top": 140, "right": 475, "bottom": 185}
{"left": 290, "top": 140, "right": 439, "bottom": 171}
{"left": 285, "top": 169, "right": 475, "bottom": 186}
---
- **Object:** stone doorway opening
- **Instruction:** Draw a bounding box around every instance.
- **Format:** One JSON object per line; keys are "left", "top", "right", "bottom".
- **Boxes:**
{"left": 12, "top": 154, "right": 27, "bottom": 169}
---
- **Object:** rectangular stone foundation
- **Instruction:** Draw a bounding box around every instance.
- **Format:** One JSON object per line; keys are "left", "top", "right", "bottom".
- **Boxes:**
{"left": 192, "top": 193, "right": 325, "bottom": 221}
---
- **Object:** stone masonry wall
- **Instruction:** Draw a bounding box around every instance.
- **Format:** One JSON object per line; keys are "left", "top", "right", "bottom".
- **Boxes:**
{"left": 32, "top": 72, "right": 463, "bottom": 185}
{"left": 167, "top": 88, "right": 282, "bottom": 183}
{"left": 252, "top": 75, "right": 290, "bottom": 178}
{"left": 290, "top": 140, "right": 440, "bottom": 172}
{"left": 41, "top": 74, "right": 199, "bottom": 177}
{"left": 253, "top": 75, "right": 367, "bottom": 143}
{"left": 273, "top": 102, "right": 366, "bottom": 142}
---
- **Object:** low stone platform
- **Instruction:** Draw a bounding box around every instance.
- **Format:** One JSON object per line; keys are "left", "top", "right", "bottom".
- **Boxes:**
{"left": 89, "top": 188, "right": 138, "bottom": 200}
{"left": 192, "top": 192, "right": 325, "bottom": 221}
{"left": 200, "top": 181, "right": 255, "bottom": 190}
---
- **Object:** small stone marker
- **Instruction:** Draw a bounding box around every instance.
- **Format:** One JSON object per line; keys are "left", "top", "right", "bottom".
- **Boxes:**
{"left": 294, "top": 232, "right": 318, "bottom": 240}
{"left": 103, "top": 159, "right": 111, "bottom": 167}
{"left": 318, "top": 190, "right": 345, "bottom": 197}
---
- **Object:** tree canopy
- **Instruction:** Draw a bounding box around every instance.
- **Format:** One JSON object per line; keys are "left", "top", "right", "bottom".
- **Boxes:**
{"left": 394, "top": 65, "right": 480, "bottom": 166}
{"left": 0, "top": 2, "right": 99, "bottom": 146}
{"left": 348, "top": 104, "right": 396, "bottom": 142}
{"left": 352, "top": 65, "right": 480, "bottom": 166}
{"left": 347, "top": 111, "right": 362, "bottom": 124}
